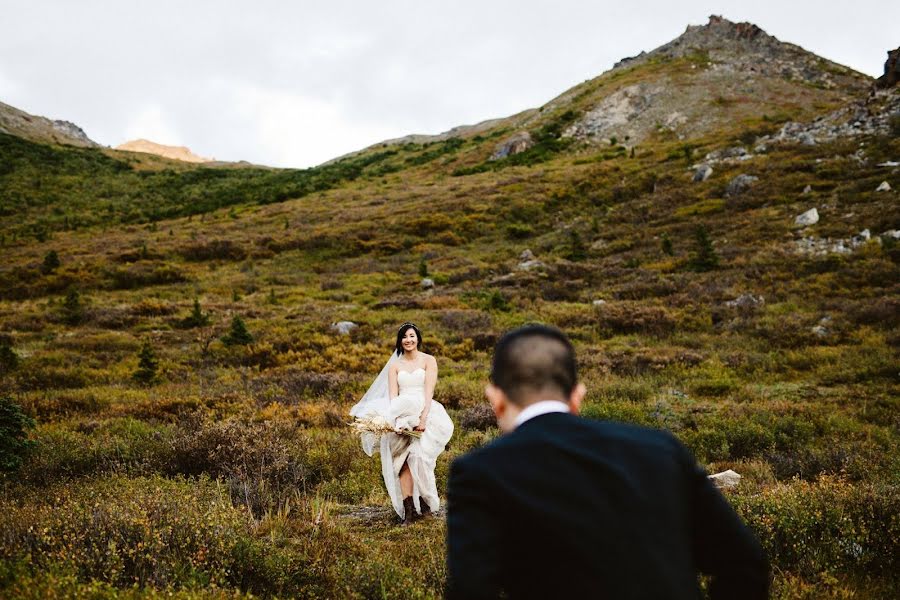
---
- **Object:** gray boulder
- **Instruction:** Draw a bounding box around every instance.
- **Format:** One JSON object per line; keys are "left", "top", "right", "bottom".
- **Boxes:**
{"left": 421, "top": 278, "right": 435, "bottom": 290}
{"left": 795, "top": 208, "right": 819, "bottom": 227}
{"left": 708, "top": 470, "right": 741, "bottom": 489}
{"left": 725, "top": 294, "right": 765, "bottom": 310}
{"left": 803, "top": 184, "right": 812, "bottom": 194}
{"left": 693, "top": 164, "right": 714, "bottom": 182}
{"left": 725, "top": 174, "right": 759, "bottom": 196}
{"left": 876, "top": 181, "right": 891, "bottom": 192}
{"left": 491, "top": 132, "right": 534, "bottom": 160}
{"left": 331, "top": 321, "right": 358, "bottom": 335}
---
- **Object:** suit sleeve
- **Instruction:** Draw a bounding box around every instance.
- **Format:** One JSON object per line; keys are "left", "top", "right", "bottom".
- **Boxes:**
{"left": 445, "top": 455, "right": 502, "bottom": 600}
{"left": 673, "top": 436, "right": 770, "bottom": 600}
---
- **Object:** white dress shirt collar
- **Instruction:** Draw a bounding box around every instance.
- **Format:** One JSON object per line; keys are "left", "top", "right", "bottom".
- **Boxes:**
{"left": 514, "top": 400, "right": 570, "bottom": 429}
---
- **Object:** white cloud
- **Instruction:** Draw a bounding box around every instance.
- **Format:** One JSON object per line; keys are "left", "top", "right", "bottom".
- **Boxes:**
{"left": 230, "top": 84, "right": 396, "bottom": 168}
{"left": 122, "top": 105, "right": 184, "bottom": 148}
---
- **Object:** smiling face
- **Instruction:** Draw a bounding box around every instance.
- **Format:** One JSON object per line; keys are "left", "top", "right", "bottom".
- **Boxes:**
{"left": 401, "top": 327, "right": 419, "bottom": 353}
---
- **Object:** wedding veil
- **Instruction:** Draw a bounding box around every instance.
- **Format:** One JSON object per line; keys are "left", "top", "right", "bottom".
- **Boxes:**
{"left": 349, "top": 352, "right": 399, "bottom": 455}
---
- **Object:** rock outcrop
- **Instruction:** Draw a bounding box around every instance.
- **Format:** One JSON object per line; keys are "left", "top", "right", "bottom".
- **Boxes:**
{"left": 875, "top": 47, "right": 900, "bottom": 89}
{"left": 0, "top": 100, "right": 98, "bottom": 147}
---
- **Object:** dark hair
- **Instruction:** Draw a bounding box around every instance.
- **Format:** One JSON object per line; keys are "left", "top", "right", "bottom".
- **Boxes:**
{"left": 395, "top": 322, "right": 423, "bottom": 356}
{"left": 491, "top": 324, "right": 577, "bottom": 405}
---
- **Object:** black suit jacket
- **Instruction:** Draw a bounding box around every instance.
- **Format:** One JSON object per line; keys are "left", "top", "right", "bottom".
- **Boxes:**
{"left": 446, "top": 412, "right": 769, "bottom": 599}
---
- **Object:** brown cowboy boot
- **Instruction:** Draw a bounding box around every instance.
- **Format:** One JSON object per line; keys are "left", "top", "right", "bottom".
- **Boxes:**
{"left": 418, "top": 496, "right": 432, "bottom": 518}
{"left": 401, "top": 496, "right": 416, "bottom": 526}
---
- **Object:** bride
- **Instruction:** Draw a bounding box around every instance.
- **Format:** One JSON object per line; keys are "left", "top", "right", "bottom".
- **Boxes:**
{"left": 350, "top": 322, "right": 454, "bottom": 525}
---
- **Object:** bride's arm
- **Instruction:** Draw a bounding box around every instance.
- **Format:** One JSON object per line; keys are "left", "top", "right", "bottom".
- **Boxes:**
{"left": 416, "top": 355, "right": 438, "bottom": 430}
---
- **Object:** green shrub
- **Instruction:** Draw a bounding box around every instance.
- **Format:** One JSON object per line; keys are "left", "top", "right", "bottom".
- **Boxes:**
{"left": 0, "top": 397, "right": 36, "bottom": 474}
{"left": 687, "top": 225, "right": 719, "bottom": 271}
{"left": 733, "top": 477, "right": 900, "bottom": 579}
{"left": 40, "top": 249, "right": 60, "bottom": 274}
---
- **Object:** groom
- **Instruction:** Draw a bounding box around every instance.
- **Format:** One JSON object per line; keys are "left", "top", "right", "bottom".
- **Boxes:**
{"left": 446, "top": 325, "right": 769, "bottom": 599}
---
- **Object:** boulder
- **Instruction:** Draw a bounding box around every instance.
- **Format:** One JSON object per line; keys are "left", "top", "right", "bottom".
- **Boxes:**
{"left": 520, "top": 249, "right": 535, "bottom": 261}
{"left": 708, "top": 470, "right": 741, "bottom": 489}
{"left": 692, "top": 164, "right": 714, "bottom": 182}
{"left": 725, "top": 174, "right": 759, "bottom": 196}
{"left": 876, "top": 181, "right": 891, "bottom": 192}
{"left": 795, "top": 208, "right": 819, "bottom": 227}
{"left": 803, "top": 184, "right": 812, "bottom": 194}
{"left": 798, "top": 132, "right": 817, "bottom": 146}
{"left": 725, "top": 294, "right": 765, "bottom": 310}
{"left": 331, "top": 321, "right": 358, "bottom": 335}
{"left": 592, "top": 299, "right": 607, "bottom": 306}
{"left": 518, "top": 259, "right": 546, "bottom": 272}
{"left": 705, "top": 146, "right": 747, "bottom": 161}
{"left": 491, "top": 132, "right": 534, "bottom": 160}
{"left": 421, "top": 278, "right": 435, "bottom": 290}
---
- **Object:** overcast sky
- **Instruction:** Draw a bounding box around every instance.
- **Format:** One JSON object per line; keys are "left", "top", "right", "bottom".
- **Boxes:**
{"left": 1, "top": 1, "right": 896, "bottom": 168}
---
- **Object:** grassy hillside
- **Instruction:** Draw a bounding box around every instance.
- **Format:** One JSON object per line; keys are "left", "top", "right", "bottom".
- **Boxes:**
{"left": 1, "top": 36, "right": 899, "bottom": 599}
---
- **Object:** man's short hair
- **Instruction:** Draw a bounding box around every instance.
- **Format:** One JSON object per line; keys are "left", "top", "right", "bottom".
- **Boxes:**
{"left": 491, "top": 324, "right": 577, "bottom": 405}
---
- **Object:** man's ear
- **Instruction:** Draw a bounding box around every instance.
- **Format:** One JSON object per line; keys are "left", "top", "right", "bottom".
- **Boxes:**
{"left": 568, "top": 382, "right": 586, "bottom": 415}
{"left": 485, "top": 383, "right": 507, "bottom": 419}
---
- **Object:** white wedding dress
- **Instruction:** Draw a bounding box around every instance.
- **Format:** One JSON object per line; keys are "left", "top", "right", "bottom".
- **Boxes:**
{"left": 385, "top": 368, "right": 454, "bottom": 516}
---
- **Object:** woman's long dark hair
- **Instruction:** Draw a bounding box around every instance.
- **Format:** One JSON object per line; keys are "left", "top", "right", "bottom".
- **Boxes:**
{"left": 395, "top": 322, "right": 423, "bottom": 356}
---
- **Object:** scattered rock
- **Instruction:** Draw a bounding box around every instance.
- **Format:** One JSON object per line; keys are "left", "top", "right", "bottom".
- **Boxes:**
{"left": 331, "top": 321, "right": 358, "bottom": 335}
{"left": 708, "top": 469, "right": 741, "bottom": 489}
{"left": 725, "top": 174, "right": 759, "bottom": 196}
{"left": 795, "top": 208, "right": 819, "bottom": 227}
{"left": 491, "top": 132, "right": 534, "bottom": 160}
{"left": 882, "top": 230, "right": 900, "bottom": 240}
{"left": 811, "top": 325, "right": 829, "bottom": 337}
{"left": 798, "top": 132, "right": 817, "bottom": 146}
{"left": 692, "top": 164, "right": 714, "bottom": 182}
{"left": 851, "top": 229, "right": 871, "bottom": 246}
{"left": 725, "top": 294, "right": 765, "bottom": 310}
{"left": 592, "top": 299, "right": 607, "bottom": 306}
{"left": 876, "top": 181, "right": 891, "bottom": 192}
{"left": 877, "top": 161, "right": 900, "bottom": 167}
{"left": 421, "top": 278, "right": 435, "bottom": 290}
{"left": 520, "top": 249, "right": 535, "bottom": 261}
{"left": 518, "top": 259, "right": 546, "bottom": 272}
{"left": 706, "top": 146, "right": 747, "bottom": 161}
{"left": 803, "top": 185, "right": 812, "bottom": 194}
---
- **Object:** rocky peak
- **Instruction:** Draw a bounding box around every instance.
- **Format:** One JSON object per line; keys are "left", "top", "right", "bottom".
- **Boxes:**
{"left": 875, "top": 47, "right": 900, "bottom": 89}
{"left": 115, "top": 139, "right": 212, "bottom": 163}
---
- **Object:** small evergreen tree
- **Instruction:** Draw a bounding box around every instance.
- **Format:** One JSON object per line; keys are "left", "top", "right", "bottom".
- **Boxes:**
{"left": 41, "top": 250, "right": 60, "bottom": 274}
{"left": 181, "top": 298, "right": 210, "bottom": 328}
{"left": 688, "top": 226, "right": 719, "bottom": 271}
{"left": 222, "top": 316, "right": 253, "bottom": 346}
{"left": 661, "top": 233, "right": 674, "bottom": 256}
{"left": 565, "top": 230, "right": 587, "bottom": 262}
{"left": 0, "top": 396, "right": 37, "bottom": 474}
{"left": 0, "top": 342, "right": 18, "bottom": 375}
{"left": 133, "top": 340, "right": 159, "bottom": 385}
{"left": 61, "top": 289, "right": 83, "bottom": 324}
{"left": 418, "top": 258, "right": 429, "bottom": 278}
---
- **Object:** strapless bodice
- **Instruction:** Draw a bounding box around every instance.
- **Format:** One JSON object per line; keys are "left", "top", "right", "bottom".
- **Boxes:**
{"left": 398, "top": 368, "right": 426, "bottom": 394}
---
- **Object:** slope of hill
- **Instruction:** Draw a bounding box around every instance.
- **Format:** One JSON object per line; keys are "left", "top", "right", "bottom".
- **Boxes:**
{"left": 115, "top": 138, "right": 212, "bottom": 163}
{"left": 0, "top": 100, "right": 98, "bottom": 147}
{"left": 0, "top": 17, "right": 898, "bottom": 599}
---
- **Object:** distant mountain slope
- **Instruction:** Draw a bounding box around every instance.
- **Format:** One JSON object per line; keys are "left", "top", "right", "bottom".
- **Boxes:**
{"left": 0, "top": 100, "right": 98, "bottom": 148}
{"left": 115, "top": 138, "right": 212, "bottom": 163}
{"left": 349, "top": 15, "right": 871, "bottom": 166}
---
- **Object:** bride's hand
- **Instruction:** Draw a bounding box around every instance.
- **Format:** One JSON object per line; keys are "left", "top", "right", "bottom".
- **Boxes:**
{"left": 414, "top": 424, "right": 426, "bottom": 432}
